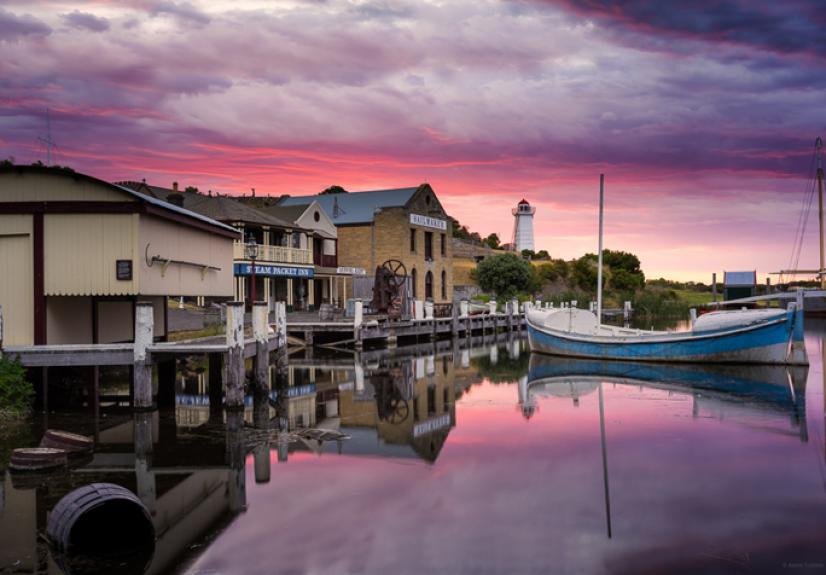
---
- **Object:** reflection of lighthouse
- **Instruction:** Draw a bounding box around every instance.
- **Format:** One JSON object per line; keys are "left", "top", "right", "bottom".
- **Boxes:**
{"left": 511, "top": 199, "right": 536, "bottom": 253}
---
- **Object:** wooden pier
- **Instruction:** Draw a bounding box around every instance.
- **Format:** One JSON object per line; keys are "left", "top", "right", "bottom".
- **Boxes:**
{"left": 0, "top": 298, "right": 526, "bottom": 412}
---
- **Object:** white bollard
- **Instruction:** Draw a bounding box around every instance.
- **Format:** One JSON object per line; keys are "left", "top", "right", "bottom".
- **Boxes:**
{"left": 488, "top": 300, "right": 497, "bottom": 315}
{"left": 178, "top": 296, "right": 185, "bottom": 309}
{"left": 425, "top": 300, "right": 434, "bottom": 320}
{"left": 689, "top": 308, "right": 697, "bottom": 329}
{"left": 511, "top": 298, "right": 519, "bottom": 315}
{"left": 460, "top": 300, "right": 469, "bottom": 319}
{"left": 624, "top": 300, "right": 632, "bottom": 321}
{"left": 414, "top": 300, "right": 424, "bottom": 320}
{"left": 354, "top": 300, "right": 364, "bottom": 329}
{"left": 571, "top": 300, "right": 577, "bottom": 308}
{"left": 253, "top": 302, "right": 269, "bottom": 395}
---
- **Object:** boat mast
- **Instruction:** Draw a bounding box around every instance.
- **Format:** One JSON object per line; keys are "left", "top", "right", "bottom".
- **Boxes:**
{"left": 817, "top": 137, "right": 824, "bottom": 289}
{"left": 597, "top": 174, "right": 605, "bottom": 321}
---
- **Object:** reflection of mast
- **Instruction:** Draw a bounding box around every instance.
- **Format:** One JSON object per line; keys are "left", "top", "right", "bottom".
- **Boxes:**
{"left": 598, "top": 382, "right": 612, "bottom": 538}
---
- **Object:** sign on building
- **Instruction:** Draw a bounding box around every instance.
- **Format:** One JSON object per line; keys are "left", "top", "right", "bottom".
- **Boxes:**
{"left": 233, "top": 264, "right": 314, "bottom": 278}
{"left": 409, "top": 213, "right": 447, "bottom": 231}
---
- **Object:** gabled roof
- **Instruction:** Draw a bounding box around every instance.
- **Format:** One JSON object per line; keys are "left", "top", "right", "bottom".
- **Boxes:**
{"left": 0, "top": 165, "right": 238, "bottom": 237}
{"left": 279, "top": 187, "right": 419, "bottom": 225}
{"left": 119, "top": 181, "right": 297, "bottom": 229}
{"left": 260, "top": 202, "right": 311, "bottom": 224}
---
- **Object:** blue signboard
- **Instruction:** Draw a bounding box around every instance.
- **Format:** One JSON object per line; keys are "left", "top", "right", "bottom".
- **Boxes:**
{"left": 234, "top": 263, "right": 314, "bottom": 278}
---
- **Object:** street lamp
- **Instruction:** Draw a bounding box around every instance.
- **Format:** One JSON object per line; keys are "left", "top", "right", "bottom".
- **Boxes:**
{"left": 246, "top": 234, "right": 259, "bottom": 303}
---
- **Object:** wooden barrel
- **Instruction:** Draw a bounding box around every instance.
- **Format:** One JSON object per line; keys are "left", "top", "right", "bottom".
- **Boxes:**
{"left": 9, "top": 447, "right": 68, "bottom": 472}
{"left": 40, "top": 430, "right": 94, "bottom": 454}
{"left": 48, "top": 484, "right": 155, "bottom": 574}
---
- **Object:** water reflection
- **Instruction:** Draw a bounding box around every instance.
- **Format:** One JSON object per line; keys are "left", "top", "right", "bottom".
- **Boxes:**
{"left": 2, "top": 329, "right": 826, "bottom": 575}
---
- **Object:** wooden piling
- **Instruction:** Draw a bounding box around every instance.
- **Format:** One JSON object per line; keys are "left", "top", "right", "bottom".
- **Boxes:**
{"left": 208, "top": 352, "right": 223, "bottom": 421}
{"left": 354, "top": 300, "right": 364, "bottom": 350}
{"left": 224, "top": 301, "right": 245, "bottom": 410}
{"left": 134, "top": 411, "right": 156, "bottom": 513}
{"left": 253, "top": 302, "right": 269, "bottom": 395}
{"left": 133, "top": 302, "right": 154, "bottom": 410}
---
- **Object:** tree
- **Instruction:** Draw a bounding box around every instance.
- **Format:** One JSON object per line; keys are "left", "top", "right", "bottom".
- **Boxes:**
{"left": 572, "top": 254, "right": 598, "bottom": 292}
{"left": 521, "top": 249, "right": 535, "bottom": 259}
{"left": 535, "top": 259, "right": 569, "bottom": 283}
{"left": 483, "top": 233, "right": 500, "bottom": 249}
{"left": 321, "top": 185, "right": 348, "bottom": 195}
{"left": 184, "top": 185, "right": 199, "bottom": 194}
{"left": 535, "top": 249, "right": 550, "bottom": 260}
{"left": 476, "top": 253, "right": 536, "bottom": 300}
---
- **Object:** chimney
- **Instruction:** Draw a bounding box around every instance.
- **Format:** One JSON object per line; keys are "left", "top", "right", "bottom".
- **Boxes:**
{"left": 168, "top": 193, "right": 184, "bottom": 208}
{"left": 172, "top": 181, "right": 179, "bottom": 192}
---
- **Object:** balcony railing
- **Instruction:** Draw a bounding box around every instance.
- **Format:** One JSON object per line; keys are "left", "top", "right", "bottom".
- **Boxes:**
{"left": 234, "top": 242, "right": 313, "bottom": 265}
{"left": 316, "top": 254, "right": 338, "bottom": 268}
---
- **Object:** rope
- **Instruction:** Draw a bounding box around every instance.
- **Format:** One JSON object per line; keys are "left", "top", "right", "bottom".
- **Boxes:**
{"left": 786, "top": 149, "right": 818, "bottom": 282}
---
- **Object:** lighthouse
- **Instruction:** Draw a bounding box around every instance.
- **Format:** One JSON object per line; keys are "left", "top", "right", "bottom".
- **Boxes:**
{"left": 512, "top": 199, "right": 536, "bottom": 253}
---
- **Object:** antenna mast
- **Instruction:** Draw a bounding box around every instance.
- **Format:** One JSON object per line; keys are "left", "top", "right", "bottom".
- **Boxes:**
{"left": 817, "top": 137, "right": 824, "bottom": 289}
{"left": 38, "top": 109, "right": 56, "bottom": 166}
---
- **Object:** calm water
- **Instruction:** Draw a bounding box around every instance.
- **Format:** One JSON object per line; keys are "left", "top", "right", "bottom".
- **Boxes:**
{"left": 1, "top": 323, "right": 825, "bottom": 575}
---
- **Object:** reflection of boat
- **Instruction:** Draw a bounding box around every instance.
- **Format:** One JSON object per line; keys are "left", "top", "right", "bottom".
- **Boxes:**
{"left": 522, "top": 355, "right": 808, "bottom": 438}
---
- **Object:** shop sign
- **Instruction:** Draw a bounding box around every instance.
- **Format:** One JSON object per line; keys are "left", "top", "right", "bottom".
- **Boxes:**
{"left": 234, "top": 263, "right": 314, "bottom": 278}
{"left": 336, "top": 266, "right": 366, "bottom": 276}
{"left": 409, "top": 213, "right": 447, "bottom": 231}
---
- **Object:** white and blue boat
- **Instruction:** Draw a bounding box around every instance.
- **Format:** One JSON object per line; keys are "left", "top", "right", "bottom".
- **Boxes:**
{"left": 526, "top": 303, "right": 808, "bottom": 365}
{"left": 527, "top": 173, "right": 809, "bottom": 365}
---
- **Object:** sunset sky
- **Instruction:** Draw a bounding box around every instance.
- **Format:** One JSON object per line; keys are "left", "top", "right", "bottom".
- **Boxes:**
{"left": 1, "top": 0, "right": 824, "bottom": 281}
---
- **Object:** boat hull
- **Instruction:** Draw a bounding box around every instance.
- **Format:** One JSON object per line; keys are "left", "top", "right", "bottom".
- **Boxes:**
{"left": 527, "top": 309, "right": 807, "bottom": 365}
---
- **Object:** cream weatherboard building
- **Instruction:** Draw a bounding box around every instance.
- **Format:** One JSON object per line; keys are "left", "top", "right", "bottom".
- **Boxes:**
{"left": 0, "top": 165, "right": 237, "bottom": 346}
{"left": 278, "top": 184, "right": 454, "bottom": 304}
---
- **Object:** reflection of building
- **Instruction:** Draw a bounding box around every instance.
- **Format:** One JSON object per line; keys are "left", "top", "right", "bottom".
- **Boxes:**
{"left": 0, "top": 166, "right": 236, "bottom": 346}
{"left": 334, "top": 354, "right": 458, "bottom": 462}
{"left": 280, "top": 184, "right": 454, "bottom": 303}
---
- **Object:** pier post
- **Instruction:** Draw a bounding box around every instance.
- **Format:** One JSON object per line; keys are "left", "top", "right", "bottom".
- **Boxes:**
{"left": 414, "top": 300, "right": 424, "bottom": 320}
{"left": 506, "top": 300, "right": 513, "bottom": 331}
{"left": 208, "top": 353, "right": 223, "bottom": 422}
{"left": 224, "top": 302, "right": 245, "bottom": 410}
{"left": 460, "top": 299, "right": 469, "bottom": 319}
{"left": 226, "top": 410, "right": 247, "bottom": 512}
{"left": 133, "top": 302, "right": 155, "bottom": 410}
{"left": 451, "top": 303, "right": 459, "bottom": 336}
{"left": 253, "top": 302, "right": 269, "bottom": 395}
{"left": 624, "top": 301, "right": 632, "bottom": 322}
{"left": 354, "top": 300, "right": 364, "bottom": 349}
{"left": 488, "top": 300, "right": 496, "bottom": 316}
{"left": 134, "top": 411, "right": 156, "bottom": 514}
{"left": 275, "top": 301, "right": 287, "bottom": 348}
{"left": 253, "top": 393, "right": 271, "bottom": 484}
{"left": 425, "top": 300, "right": 434, "bottom": 320}
{"left": 689, "top": 308, "right": 697, "bottom": 329}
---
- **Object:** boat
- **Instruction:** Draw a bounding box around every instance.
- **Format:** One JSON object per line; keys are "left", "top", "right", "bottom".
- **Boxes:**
{"left": 527, "top": 174, "right": 809, "bottom": 365}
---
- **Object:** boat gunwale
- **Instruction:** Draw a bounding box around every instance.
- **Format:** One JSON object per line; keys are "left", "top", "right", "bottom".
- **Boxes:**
{"left": 525, "top": 312, "right": 790, "bottom": 346}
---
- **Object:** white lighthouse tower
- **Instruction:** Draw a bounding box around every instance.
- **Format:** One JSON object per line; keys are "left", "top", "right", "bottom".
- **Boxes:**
{"left": 512, "top": 198, "right": 536, "bottom": 253}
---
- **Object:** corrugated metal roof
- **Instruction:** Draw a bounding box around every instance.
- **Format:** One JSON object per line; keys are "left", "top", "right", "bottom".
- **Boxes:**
{"left": 724, "top": 271, "right": 757, "bottom": 286}
{"left": 279, "top": 187, "right": 418, "bottom": 225}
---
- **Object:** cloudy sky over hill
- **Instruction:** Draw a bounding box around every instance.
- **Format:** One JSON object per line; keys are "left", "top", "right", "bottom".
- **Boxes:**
{"left": 2, "top": 0, "right": 824, "bottom": 280}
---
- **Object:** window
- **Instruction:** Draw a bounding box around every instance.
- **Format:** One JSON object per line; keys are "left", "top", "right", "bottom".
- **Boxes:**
{"left": 292, "top": 232, "right": 302, "bottom": 249}
{"left": 425, "top": 271, "right": 433, "bottom": 300}
{"left": 411, "top": 268, "right": 417, "bottom": 298}
{"left": 410, "top": 228, "right": 416, "bottom": 253}
{"left": 424, "top": 232, "right": 433, "bottom": 260}
{"left": 427, "top": 385, "right": 436, "bottom": 416}
{"left": 441, "top": 270, "right": 446, "bottom": 300}
{"left": 440, "top": 233, "right": 446, "bottom": 256}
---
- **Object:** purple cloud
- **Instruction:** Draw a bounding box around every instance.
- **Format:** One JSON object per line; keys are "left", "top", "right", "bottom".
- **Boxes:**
{"left": 0, "top": 8, "right": 50, "bottom": 40}
{"left": 62, "top": 10, "right": 110, "bottom": 33}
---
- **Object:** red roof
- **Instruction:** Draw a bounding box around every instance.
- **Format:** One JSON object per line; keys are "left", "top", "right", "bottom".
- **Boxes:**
{"left": 518, "top": 198, "right": 530, "bottom": 205}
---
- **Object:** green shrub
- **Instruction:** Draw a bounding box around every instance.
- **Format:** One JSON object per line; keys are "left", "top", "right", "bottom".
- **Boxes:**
{"left": 0, "top": 355, "right": 34, "bottom": 417}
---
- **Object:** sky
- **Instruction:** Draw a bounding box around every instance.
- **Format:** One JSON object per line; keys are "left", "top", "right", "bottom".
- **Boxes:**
{"left": 1, "top": 0, "right": 825, "bottom": 282}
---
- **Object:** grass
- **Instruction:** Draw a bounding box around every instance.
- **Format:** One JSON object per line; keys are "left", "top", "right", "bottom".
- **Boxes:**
{"left": 670, "top": 289, "right": 715, "bottom": 307}
{"left": 167, "top": 323, "right": 226, "bottom": 342}
{"left": 452, "top": 258, "right": 478, "bottom": 285}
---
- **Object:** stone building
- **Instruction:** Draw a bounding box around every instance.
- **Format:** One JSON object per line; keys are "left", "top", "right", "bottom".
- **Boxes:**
{"left": 279, "top": 184, "right": 454, "bottom": 303}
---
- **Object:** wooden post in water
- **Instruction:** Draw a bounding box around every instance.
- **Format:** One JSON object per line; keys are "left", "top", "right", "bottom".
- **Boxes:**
{"left": 134, "top": 411, "right": 156, "bottom": 513}
{"left": 252, "top": 302, "right": 269, "bottom": 396}
{"left": 712, "top": 272, "right": 718, "bottom": 302}
{"left": 224, "top": 301, "right": 245, "bottom": 410}
{"left": 133, "top": 302, "right": 154, "bottom": 410}
{"left": 451, "top": 302, "right": 459, "bottom": 336}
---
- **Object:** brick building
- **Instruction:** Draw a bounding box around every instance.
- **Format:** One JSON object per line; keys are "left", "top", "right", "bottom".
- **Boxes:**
{"left": 279, "top": 184, "right": 454, "bottom": 303}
